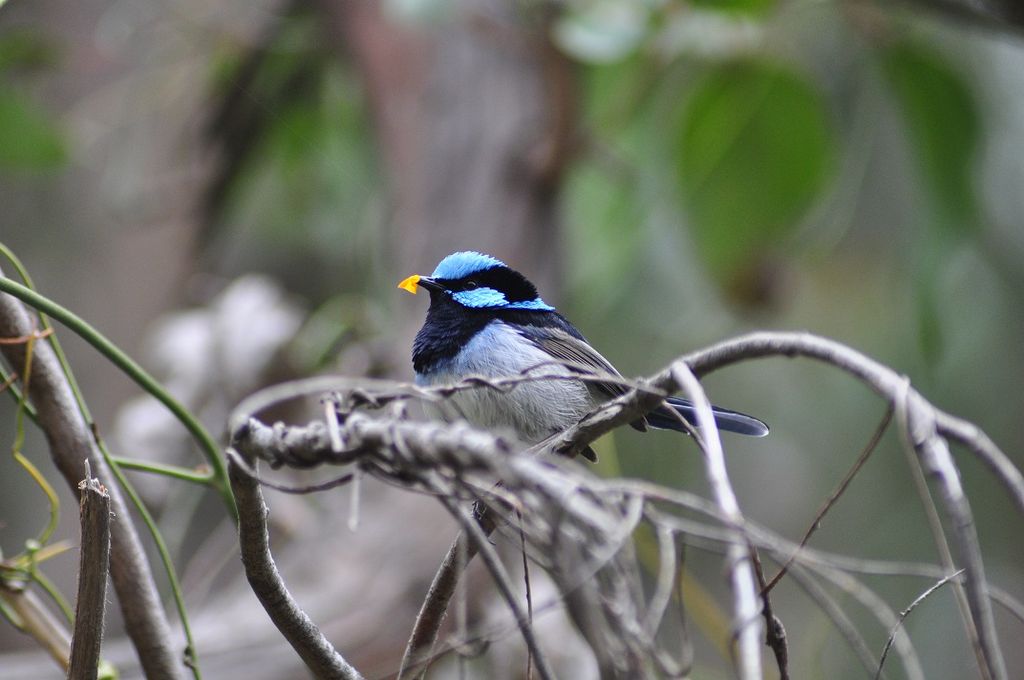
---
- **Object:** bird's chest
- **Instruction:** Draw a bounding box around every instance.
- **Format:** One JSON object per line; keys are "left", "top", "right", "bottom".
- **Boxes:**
{"left": 415, "top": 322, "right": 593, "bottom": 443}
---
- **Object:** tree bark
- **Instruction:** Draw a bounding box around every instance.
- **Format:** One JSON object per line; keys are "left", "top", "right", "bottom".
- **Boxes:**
{"left": 319, "top": 0, "right": 576, "bottom": 295}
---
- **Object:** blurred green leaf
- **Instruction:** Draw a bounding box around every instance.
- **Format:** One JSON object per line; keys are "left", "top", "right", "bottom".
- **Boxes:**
{"left": 225, "top": 57, "right": 379, "bottom": 265}
{"left": 0, "top": 91, "right": 67, "bottom": 171}
{"left": 881, "top": 40, "right": 978, "bottom": 234}
{"left": 916, "top": 275, "right": 943, "bottom": 366}
{"left": 674, "top": 60, "right": 832, "bottom": 280}
{"left": 271, "top": 104, "right": 321, "bottom": 164}
{"left": 690, "top": 0, "right": 776, "bottom": 15}
{"left": 566, "top": 164, "right": 641, "bottom": 305}
{"left": 0, "top": 31, "right": 59, "bottom": 72}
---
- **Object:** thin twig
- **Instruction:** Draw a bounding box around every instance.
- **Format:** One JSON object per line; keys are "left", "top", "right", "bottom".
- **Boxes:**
{"left": 642, "top": 525, "right": 676, "bottom": 639}
{"left": 518, "top": 511, "right": 535, "bottom": 680}
{"left": 764, "top": 406, "right": 893, "bottom": 594}
{"left": 875, "top": 569, "right": 965, "bottom": 680}
{"left": 749, "top": 548, "right": 789, "bottom": 680}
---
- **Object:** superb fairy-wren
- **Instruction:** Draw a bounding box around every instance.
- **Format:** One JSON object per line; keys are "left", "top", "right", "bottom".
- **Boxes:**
{"left": 399, "top": 251, "right": 767, "bottom": 460}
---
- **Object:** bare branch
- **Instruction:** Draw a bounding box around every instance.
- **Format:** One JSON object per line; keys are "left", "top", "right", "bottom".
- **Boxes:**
{"left": 749, "top": 549, "right": 789, "bottom": 680}
{"left": 668, "top": 360, "right": 762, "bottom": 680}
{"left": 397, "top": 517, "right": 490, "bottom": 680}
{"left": 67, "top": 464, "right": 111, "bottom": 680}
{"left": 896, "top": 385, "right": 991, "bottom": 680}
{"left": 226, "top": 449, "right": 363, "bottom": 680}
{"left": 901, "top": 391, "right": 1007, "bottom": 680}
{"left": 681, "top": 332, "right": 1010, "bottom": 679}
{"left": 436, "top": 494, "right": 556, "bottom": 680}
{"left": 936, "top": 413, "right": 1024, "bottom": 514}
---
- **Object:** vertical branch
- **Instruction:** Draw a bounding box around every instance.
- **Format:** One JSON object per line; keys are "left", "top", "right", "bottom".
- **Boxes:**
{"left": 437, "top": 495, "right": 556, "bottom": 680}
{"left": 899, "top": 404, "right": 990, "bottom": 679}
{"left": 67, "top": 463, "right": 111, "bottom": 680}
{"left": 398, "top": 532, "right": 469, "bottom": 679}
{"left": 750, "top": 549, "right": 789, "bottom": 680}
{"left": 903, "top": 391, "right": 1007, "bottom": 680}
{"left": 669, "top": 362, "right": 763, "bottom": 680}
{"left": 399, "top": 511, "right": 493, "bottom": 680}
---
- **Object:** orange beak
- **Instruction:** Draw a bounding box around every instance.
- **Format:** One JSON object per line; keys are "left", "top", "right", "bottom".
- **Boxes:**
{"left": 397, "top": 274, "right": 421, "bottom": 294}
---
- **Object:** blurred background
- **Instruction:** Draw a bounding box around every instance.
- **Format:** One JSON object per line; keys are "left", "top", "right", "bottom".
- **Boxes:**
{"left": 1, "top": 0, "right": 1023, "bottom": 678}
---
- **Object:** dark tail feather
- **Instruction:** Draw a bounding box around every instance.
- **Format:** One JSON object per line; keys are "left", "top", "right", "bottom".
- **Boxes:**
{"left": 645, "top": 397, "right": 769, "bottom": 437}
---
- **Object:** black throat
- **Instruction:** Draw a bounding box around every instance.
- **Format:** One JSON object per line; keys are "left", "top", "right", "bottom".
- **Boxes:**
{"left": 412, "top": 294, "right": 493, "bottom": 374}
{"left": 411, "top": 292, "right": 578, "bottom": 374}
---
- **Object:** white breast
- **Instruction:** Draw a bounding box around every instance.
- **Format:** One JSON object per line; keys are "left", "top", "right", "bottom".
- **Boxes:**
{"left": 416, "top": 321, "right": 595, "bottom": 444}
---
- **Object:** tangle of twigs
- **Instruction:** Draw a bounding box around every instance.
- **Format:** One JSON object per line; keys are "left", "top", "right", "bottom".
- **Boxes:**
{"left": 226, "top": 332, "right": 1024, "bottom": 680}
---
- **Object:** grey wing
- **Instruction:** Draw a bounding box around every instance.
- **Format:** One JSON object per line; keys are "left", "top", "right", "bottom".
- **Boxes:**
{"left": 516, "top": 325, "right": 649, "bottom": 434}
{"left": 513, "top": 325, "right": 630, "bottom": 401}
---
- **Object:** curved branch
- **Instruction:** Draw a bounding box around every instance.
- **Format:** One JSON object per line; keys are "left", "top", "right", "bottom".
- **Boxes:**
{"left": 680, "top": 332, "right": 1024, "bottom": 514}
{"left": 876, "top": 569, "right": 965, "bottom": 680}
{"left": 226, "top": 450, "right": 363, "bottom": 680}
{"left": 0, "top": 275, "right": 234, "bottom": 514}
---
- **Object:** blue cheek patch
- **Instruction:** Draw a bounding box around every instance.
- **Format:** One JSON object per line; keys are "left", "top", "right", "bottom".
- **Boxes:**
{"left": 451, "top": 288, "right": 555, "bottom": 311}
{"left": 504, "top": 298, "right": 555, "bottom": 311}
{"left": 452, "top": 287, "right": 508, "bottom": 308}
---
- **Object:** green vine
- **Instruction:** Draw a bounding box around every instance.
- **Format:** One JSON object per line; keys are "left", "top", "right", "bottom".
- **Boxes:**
{"left": 0, "top": 243, "right": 242, "bottom": 679}
{"left": 0, "top": 253, "right": 233, "bottom": 512}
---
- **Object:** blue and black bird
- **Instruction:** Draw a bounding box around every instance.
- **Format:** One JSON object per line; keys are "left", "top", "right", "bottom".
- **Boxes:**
{"left": 399, "top": 251, "right": 767, "bottom": 460}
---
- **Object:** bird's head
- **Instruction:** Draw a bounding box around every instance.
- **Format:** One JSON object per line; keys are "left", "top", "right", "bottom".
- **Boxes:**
{"left": 398, "top": 251, "right": 554, "bottom": 311}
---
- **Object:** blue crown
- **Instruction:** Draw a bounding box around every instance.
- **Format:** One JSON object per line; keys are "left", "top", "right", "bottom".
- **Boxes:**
{"left": 431, "top": 251, "right": 505, "bottom": 280}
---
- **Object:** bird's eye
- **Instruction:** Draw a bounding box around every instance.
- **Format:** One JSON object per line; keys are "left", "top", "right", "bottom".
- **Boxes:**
{"left": 465, "top": 280, "right": 479, "bottom": 290}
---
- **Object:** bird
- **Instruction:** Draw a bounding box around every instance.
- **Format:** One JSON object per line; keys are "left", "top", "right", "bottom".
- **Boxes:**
{"left": 398, "top": 251, "right": 767, "bottom": 461}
